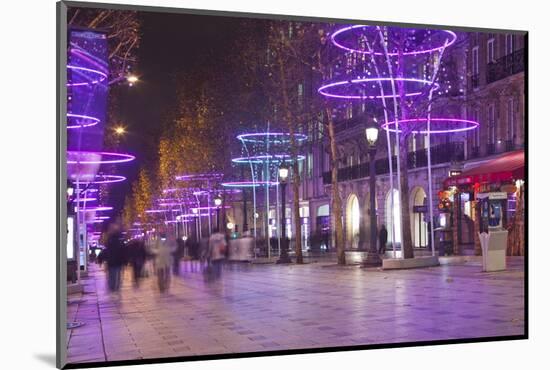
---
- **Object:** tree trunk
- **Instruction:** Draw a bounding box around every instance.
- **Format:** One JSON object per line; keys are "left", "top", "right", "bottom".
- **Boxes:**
{"left": 278, "top": 52, "right": 303, "bottom": 264}
{"left": 326, "top": 107, "right": 345, "bottom": 265}
{"left": 395, "top": 39, "right": 414, "bottom": 259}
{"left": 398, "top": 142, "right": 414, "bottom": 258}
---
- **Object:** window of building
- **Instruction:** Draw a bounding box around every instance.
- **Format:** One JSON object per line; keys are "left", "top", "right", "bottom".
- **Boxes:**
{"left": 506, "top": 34, "right": 515, "bottom": 55}
{"left": 473, "top": 109, "right": 480, "bottom": 147}
{"left": 345, "top": 104, "right": 353, "bottom": 119}
{"left": 472, "top": 46, "right": 479, "bottom": 75}
{"left": 307, "top": 153, "right": 313, "bottom": 178}
{"left": 507, "top": 98, "right": 516, "bottom": 142}
{"left": 487, "top": 38, "right": 495, "bottom": 63}
{"left": 488, "top": 104, "right": 496, "bottom": 144}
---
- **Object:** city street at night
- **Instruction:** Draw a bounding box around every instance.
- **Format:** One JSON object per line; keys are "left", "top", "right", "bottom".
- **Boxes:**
{"left": 67, "top": 257, "right": 524, "bottom": 363}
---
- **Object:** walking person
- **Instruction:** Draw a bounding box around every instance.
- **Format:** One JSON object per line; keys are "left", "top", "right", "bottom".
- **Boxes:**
{"left": 128, "top": 238, "right": 146, "bottom": 287}
{"left": 207, "top": 228, "right": 227, "bottom": 282}
{"left": 154, "top": 232, "right": 175, "bottom": 293}
{"left": 104, "top": 222, "right": 125, "bottom": 292}
{"left": 378, "top": 224, "right": 388, "bottom": 255}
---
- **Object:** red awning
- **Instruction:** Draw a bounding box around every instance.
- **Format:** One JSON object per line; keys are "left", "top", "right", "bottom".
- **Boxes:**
{"left": 444, "top": 150, "right": 524, "bottom": 188}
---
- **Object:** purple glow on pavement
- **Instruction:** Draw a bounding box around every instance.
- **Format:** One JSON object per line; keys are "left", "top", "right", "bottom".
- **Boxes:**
{"left": 231, "top": 154, "right": 305, "bottom": 164}
{"left": 236, "top": 132, "right": 308, "bottom": 143}
{"left": 318, "top": 77, "right": 439, "bottom": 99}
{"left": 381, "top": 118, "right": 480, "bottom": 134}
{"left": 67, "top": 113, "right": 101, "bottom": 129}
{"left": 67, "top": 65, "right": 108, "bottom": 87}
{"left": 331, "top": 25, "right": 457, "bottom": 56}
{"left": 67, "top": 151, "right": 136, "bottom": 164}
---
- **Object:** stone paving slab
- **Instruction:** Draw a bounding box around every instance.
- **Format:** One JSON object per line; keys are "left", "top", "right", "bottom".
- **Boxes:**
{"left": 66, "top": 258, "right": 525, "bottom": 365}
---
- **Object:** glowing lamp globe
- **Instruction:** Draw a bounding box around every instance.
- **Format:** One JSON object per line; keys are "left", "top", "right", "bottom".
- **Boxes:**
{"left": 278, "top": 166, "right": 289, "bottom": 182}
{"left": 365, "top": 120, "right": 379, "bottom": 147}
{"left": 214, "top": 196, "right": 222, "bottom": 207}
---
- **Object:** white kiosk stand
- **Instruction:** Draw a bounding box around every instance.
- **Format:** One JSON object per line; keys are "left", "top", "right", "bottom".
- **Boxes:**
{"left": 477, "top": 192, "right": 508, "bottom": 272}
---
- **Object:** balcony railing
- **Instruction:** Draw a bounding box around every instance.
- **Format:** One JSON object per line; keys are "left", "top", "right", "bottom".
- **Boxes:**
{"left": 486, "top": 48, "right": 525, "bottom": 84}
{"left": 322, "top": 142, "right": 464, "bottom": 185}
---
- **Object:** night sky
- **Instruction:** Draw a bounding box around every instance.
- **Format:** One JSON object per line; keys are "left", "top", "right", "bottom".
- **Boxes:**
{"left": 111, "top": 11, "right": 248, "bottom": 215}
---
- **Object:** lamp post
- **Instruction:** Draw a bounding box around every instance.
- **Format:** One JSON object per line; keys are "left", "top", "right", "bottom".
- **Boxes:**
{"left": 214, "top": 195, "right": 222, "bottom": 231}
{"left": 363, "top": 118, "right": 382, "bottom": 267}
{"left": 276, "top": 163, "right": 291, "bottom": 263}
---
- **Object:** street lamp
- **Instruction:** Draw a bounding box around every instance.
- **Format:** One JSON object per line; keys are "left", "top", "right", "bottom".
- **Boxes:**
{"left": 127, "top": 74, "right": 139, "bottom": 86}
{"left": 114, "top": 126, "right": 126, "bottom": 136}
{"left": 276, "top": 163, "right": 291, "bottom": 263}
{"left": 214, "top": 195, "right": 222, "bottom": 230}
{"left": 363, "top": 117, "right": 382, "bottom": 266}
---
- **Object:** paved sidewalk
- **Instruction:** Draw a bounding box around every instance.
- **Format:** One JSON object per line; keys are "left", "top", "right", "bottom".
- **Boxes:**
{"left": 66, "top": 258, "right": 525, "bottom": 364}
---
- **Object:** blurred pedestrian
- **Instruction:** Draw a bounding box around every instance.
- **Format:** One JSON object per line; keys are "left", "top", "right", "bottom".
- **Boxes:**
{"left": 153, "top": 232, "right": 175, "bottom": 293}
{"left": 173, "top": 237, "right": 184, "bottom": 275}
{"left": 207, "top": 229, "right": 227, "bottom": 281}
{"left": 127, "top": 238, "right": 147, "bottom": 287}
{"left": 104, "top": 222, "right": 125, "bottom": 292}
{"left": 378, "top": 224, "right": 388, "bottom": 255}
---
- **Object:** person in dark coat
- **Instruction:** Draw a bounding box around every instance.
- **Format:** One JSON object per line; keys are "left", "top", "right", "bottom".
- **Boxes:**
{"left": 378, "top": 224, "right": 388, "bottom": 255}
{"left": 127, "top": 238, "right": 146, "bottom": 287}
{"left": 104, "top": 222, "right": 125, "bottom": 292}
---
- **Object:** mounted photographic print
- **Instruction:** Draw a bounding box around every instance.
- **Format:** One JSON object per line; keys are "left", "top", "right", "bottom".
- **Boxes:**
{"left": 57, "top": 1, "right": 527, "bottom": 368}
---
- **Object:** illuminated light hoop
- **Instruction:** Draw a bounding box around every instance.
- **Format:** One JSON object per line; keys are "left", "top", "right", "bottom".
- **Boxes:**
{"left": 145, "top": 209, "right": 169, "bottom": 214}
{"left": 381, "top": 118, "right": 480, "bottom": 134}
{"left": 72, "top": 174, "right": 126, "bottom": 185}
{"left": 74, "top": 197, "right": 97, "bottom": 202}
{"left": 331, "top": 25, "right": 457, "bottom": 56}
{"left": 87, "top": 219, "right": 104, "bottom": 223}
{"left": 191, "top": 206, "right": 231, "bottom": 211}
{"left": 318, "top": 77, "right": 439, "bottom": 100}
{"left": 232, "top": 154, "right": 305, "bottom": 164}
{"left": 67, "top": 113, "right": 100, "bottom": 129}
{"left": 67, "top": 65, "right": 108, "bottom": 87}
{"left": 76, "top": 206, "right": 113, "bottom": 212}
{"left": 222, "top": 181, "right": 279, "bottom": 188}
{"left": 67, "top": 151, "right": 135, "bottom": 164}
{"left": 94, "top": 216, "right": 110, "bottom": 220}
{"left": 175, "top": 173, "right": 224, "bottom": 181}
{"left": 236, "top": 132, "right": 308, "bottom": 144}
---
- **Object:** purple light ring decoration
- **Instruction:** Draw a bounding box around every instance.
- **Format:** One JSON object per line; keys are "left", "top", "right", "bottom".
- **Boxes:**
{"left": 331, "top": 25, "right": 457, "bottom": 56}
{"left": 236, "top": 132, "right": 308, "bottom": 143}
{"left": 318, "top": 77, "right": 439, "bottom": 100}
{"left": 76, "top": 206, "right": 113, "bottom": 212}
{"left": 231, "top": 154, "right": 305, "bottom": 164}
{"left": 381, "top": 118, "right": 480, "bottom": 134}
{"left": 222, "top": 181, "right": 279, "bottom": 188}
{"left": 191, "top": 206, "right": 231, "bottom": 211}
{"left": 67, "top": 114, "right": 100, "bottom": 129}
{"left": 67, "top": 65, "right": 108, "bottom": 87}
{"left": 145, "top": 209, "right": 170, "bottom": 214}
{"left": 67, "top": 151, "right": 136, "bottom": 165}
{"left": 74, "top": 197, "right": 98, "bottom": 202}
{"left": 175, "top": 172, "right": 224, "bottom": 181}
{"left": 72, "top": 174, "right": 126, "bottom": 185}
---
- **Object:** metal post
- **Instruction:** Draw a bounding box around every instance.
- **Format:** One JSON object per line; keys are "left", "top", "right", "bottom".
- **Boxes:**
{"left": 364, "top": 148, "right": 382, "bottom": 266}
{"left": 277, "top": 181, "right": 291, "bottom": 263}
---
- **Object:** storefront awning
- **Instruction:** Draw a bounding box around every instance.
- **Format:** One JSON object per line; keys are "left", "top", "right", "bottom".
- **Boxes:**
{"left": 444, "top": 150, "right": 524, "bottom": 188}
